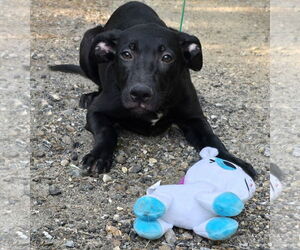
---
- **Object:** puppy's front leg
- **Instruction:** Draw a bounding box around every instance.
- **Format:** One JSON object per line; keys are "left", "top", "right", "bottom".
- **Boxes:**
{"left": 177, "top": 116, "right": 257, "bottom": 179}
{"left": 82, "top": 111, "right": 118, "bottom": 176}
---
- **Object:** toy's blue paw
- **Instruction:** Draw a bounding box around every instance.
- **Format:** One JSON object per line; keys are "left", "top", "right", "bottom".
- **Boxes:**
{"left": 134, "top": 218, "right": 164, "bottom": 240}
{"left": 206, "top": 217, "right": 238, "bottom": 240}
{"left": 133, "top": 196, "right": 166, "bottom": 220}
{"left": 213, "top": 192, "right": 244, "bottom": 216}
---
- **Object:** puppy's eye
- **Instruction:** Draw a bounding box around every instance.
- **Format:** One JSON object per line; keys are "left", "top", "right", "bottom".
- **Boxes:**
{"left": 161, "top": 54, "right": 173, "bottom": 63}
{"left": 120, "top": 51, "right": 133, "bottom": 60}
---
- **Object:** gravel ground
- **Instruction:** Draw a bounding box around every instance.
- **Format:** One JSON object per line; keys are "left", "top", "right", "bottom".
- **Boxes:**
{"left": 30, "top": 0, "right": 270, "bottom": 249}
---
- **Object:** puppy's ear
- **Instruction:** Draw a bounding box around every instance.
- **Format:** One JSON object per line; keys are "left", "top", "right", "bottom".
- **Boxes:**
{"left": 178, "top": 32, "right": 203, "bottom": 71}
{"left": 91, "top": 29, "right": 122, "bottom": 63}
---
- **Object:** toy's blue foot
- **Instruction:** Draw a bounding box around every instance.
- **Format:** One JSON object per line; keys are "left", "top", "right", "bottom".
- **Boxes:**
{"left": 133, "top": 196, "right": 166, "bottom": 220}
{"left": 134, "top": 218, "right": 164, "bottom": 240}
{"left": 213, "top": 192, "right": 244, "bottom": 216}
{"left": 206, "top": 217, "right": 238, "bottom": 240}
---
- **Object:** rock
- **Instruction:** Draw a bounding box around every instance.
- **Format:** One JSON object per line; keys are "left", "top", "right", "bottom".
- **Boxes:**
{"left": 210, "top": 115, "right": 218, "bottom": 122}
{"left": 292, "top": 146, "right": 300, "bottom": 157}
{"left": 113, "top": 214, "right": 120, "bottom": 221}
{"left": 60, "top": 159, "right": 69, "bottom": 167}
{"left": 165, "top": 229, "right": 176, "bottom": 245}
{"left": 36, "top": 53, "right": 45, "bottom": 59}
{"left": 16, "top": 231, "right": 28, "bottom": 240}
{"left": 62, "top": 135, "right": 72, "bottom": 145}
{"left": 49, "top": 185, "right": 62, "bottom": 196}
{"left": 34, "top": 151, "right": 45, "bottom": 158}
{"left": 181, "top": 232, "right": 193, "bottom": 240}
{"left": 215, "top": 103, "right": 224, "bottom": 107}
{"left": 49, "top": 93, "right": 61, "bottom": 101}
{"left": 71, "top": 152, "right": 78, "bottom": 161}
{"left": 69, "top": 166, "right": 81, "bottom": 177}
{"left": 263, "top": 147, "right": 270, "bottom": 157}
{"left": 129, "top": 164, "right": 142, "bottom": 173}
{"left": 116, "top": 153, "right": 126, "bottom": 164}
{"left": 106, "top": 225, "right": 122, "bottom": 237}
{"left": 148, "top": 158, "right": 158, "bottom": 165}
{"left": 158, "top": 246, "right": 171, "bottom": 250}
{"left": 65, "top": 240, "right": 75, "bottom": 248}
{"left": 66, "top": 125, "right": 75, "bottom": 132}
{"left": 43, "top": 231, "right": 53, "bottom": 240}
{"left": 103, "top": 174, "right": 112, "bottom": 182}
{"left": 121, "top": 167, "right": 128, "bottom": 173}
{"left": 73, "top": 36, "right": 81, "bottom": 42}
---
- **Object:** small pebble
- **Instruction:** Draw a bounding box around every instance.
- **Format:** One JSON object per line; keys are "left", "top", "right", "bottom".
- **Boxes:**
{"left": 16, "top": 231, "right": 28, "bottom": 240}
{"left": 181, "top": 231, "right": 193, "bottom": 240}
{"left": 165, "top": 229, "right": 176, "bottom": 245}
{"left": 158, "top": 245, "right": 171, "bottom": 250}
{"left": 148, "top": 158, "right": 157, "bottom": 165}
{"left": 103, "top": 174, "right": 112, "bottom": 183}
{"left": 129, "top": 164, "right": 142, "bottom": 173}
{"left": 116, "top": 154, "right": 126, "bottom": 164}
{"left": 49, "top": 93, "right": 61, "bottom": 101}
{"left": 65, "top": 240, "right": 75, "bottom": 248}
{"left": 71, "top": 152, "right": 78, "bottom": 161}
{"left": 106, "top": 225, "right": 122, "bottom": 236}
{"left": 43, "top": 231, "right": 53, "bottom": 240}
{"left": 61, "top": 159, "right": 69, "bottom": 167}
{"left": 264, "top": 147, "right": 270, "bottom": 157}
{"left": 34, "top": 151, "right": 45, "bottom": 158}
{"left": 73, "top": 36, "right": 81, "bottom": 42}
{"left": 113, "top": 214, "right": 120, "bottom": 221}
{"left": 292, "top": 146, "right": 300, "bottom": 157}
{"left": 49, "top": 185, "right": 62, "bottom": 196}
{"left": 211, "top": 115, "right": 218, "bottom": 122}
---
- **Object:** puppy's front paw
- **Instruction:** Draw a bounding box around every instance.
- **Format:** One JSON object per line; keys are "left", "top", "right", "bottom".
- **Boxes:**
{"left": 81, "top": 153, "right": 112, "bottom": 176}
{"left": 230, "top": 156, "right": 257, "bottom": 180}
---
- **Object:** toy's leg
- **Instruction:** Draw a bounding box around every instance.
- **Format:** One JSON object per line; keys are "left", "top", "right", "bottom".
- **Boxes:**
{"left": 195, "top": 192, "right": 244, "bottom": 217}
{"left": 134, "top": 218, "right": 173, "bottom": 240}
{"left": 193, "top": 217, "right": 238, "bottom": 240}
{"left": 133, "top": 194, "right": 172, "bottom": 220}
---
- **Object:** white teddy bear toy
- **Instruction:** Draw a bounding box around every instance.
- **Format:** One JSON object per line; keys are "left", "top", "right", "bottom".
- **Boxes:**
{"left": 133, "top": 147, "right": 256, "bottom": 240}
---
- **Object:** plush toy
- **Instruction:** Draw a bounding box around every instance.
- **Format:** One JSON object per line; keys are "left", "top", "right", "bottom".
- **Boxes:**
{"left": 133, "top": 147, "right": 256, "bottom": 241}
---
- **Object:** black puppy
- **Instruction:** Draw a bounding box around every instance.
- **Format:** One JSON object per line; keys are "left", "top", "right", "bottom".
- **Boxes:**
{"left": 50, "top": 1, "right": 256, "bottom": 178}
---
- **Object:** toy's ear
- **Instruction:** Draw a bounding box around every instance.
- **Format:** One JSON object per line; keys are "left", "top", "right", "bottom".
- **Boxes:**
{"left": 199, "top": 147, "right": 219, "bottom": 159}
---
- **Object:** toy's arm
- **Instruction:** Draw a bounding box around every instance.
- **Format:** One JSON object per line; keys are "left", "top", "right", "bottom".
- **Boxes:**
{"left": 195, "top": 191, "right": 244, "bottom": 217}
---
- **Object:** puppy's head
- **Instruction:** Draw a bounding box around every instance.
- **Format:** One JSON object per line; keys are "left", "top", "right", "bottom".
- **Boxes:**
{"left": 91, "top": 24, "right": 203, "bottom": 114}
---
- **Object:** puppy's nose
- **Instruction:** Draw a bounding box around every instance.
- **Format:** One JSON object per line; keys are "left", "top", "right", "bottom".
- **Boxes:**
{"left": 130, "top": 84, "right": 153, "bottom": 103}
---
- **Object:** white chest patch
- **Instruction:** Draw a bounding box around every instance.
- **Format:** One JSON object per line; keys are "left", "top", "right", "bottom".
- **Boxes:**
{"left": 150, "top": 112, "right": 163, "bottom": 126}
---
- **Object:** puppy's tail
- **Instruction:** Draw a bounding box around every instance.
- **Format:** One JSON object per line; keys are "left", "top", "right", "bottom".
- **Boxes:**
{"left": 48, "top": 64, "right": 86, "bottom": 77}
